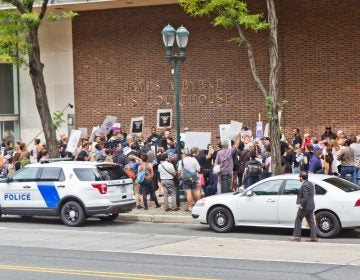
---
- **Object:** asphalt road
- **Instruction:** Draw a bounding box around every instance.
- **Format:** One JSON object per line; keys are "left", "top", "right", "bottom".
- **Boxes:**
{"left": 1, "top": 246, "right": 360, "bottom": 280}
{"left": 1, "top": 215, "right": 360, "bottom": 244}
{"left": 0, "top": 216, "right": 360, "bottom": 279}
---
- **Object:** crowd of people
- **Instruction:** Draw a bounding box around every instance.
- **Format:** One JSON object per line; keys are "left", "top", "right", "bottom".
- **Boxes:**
{"left": 1, "top": 125, "right": 360, "bottom": 212}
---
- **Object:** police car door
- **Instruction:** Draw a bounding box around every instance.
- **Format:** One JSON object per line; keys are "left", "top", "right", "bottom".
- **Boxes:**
{"left": 36, "top": 167, "right": 66, "bottom": 210}
{"left": 1, "top": 166, "right": 42, "bottom": 209}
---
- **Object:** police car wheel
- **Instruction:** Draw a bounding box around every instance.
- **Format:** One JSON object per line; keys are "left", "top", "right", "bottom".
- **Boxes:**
{"left": 99, "top": 213, "right": 119, "bottom": 222}
{"left": 60, "top": 201, "right": 86, "bottom": 226}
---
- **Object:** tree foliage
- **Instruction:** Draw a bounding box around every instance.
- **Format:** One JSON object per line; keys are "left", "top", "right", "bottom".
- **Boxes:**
{"left": 0, "top": 0, "right": 77, "bottom": 157}
{"left": 180, "top": 0, "right": 284, "bottom": 175}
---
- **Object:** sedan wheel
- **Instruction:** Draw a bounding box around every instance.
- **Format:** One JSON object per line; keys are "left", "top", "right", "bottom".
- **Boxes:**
{"left": 208, "top": 206, "right": 234, "bottom": 233}
{"left": 60, "top": 201, "right": 86, "bottom": 227}
{"left": 315, "top": 211, "right": 341, "bottom": 238}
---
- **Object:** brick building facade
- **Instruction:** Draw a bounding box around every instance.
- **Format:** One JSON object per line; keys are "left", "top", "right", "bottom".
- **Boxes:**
{"left": 72, "top": 1, "right": 360, "bottom": 142}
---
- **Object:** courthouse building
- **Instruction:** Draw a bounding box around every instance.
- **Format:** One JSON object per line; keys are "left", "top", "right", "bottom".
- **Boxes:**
{"left": 0, "top": 0, "right": 359, "bottom": 145}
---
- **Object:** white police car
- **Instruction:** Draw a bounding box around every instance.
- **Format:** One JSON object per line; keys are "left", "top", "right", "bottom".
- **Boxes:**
{"left": 0, "top": 161, "right": 136, "bottom": 226}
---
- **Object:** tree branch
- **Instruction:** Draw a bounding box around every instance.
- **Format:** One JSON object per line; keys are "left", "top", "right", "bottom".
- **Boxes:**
{"left": 236, "top": 24, "right": 268, "bottom": 98}
{"left": 4, "top": 0, "right": 26, "bottom": 13}
{"left": 267, "top": 0, "right": 280, "bottom": 107}
{"left": 39, "top": 0, "right": 49, "bottom": 20}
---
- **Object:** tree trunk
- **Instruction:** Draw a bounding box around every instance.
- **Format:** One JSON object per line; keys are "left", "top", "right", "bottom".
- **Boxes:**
{"left": 27, "top": 26, "right": 58, "bottom": 157}
{"left": 267, "top": 0, "right": 281, "bottom": 175}
{"left": 270, "top": 110, "right": 282, "bottom": 175}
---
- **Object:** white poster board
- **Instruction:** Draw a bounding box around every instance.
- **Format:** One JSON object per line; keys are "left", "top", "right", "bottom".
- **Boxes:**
{"left": 264, "top": 123, "right": 270, "bottom": 138}
{"left": 228, "top": 120, "right": 243, "bottom": 141}
{"left": 66, "top": 130, "right": 82, "bottom": 153}
{"left": 89, "top": 126, "right": 100, "bottom": 143}
{"left": 78, "top": 127, "right": 88, "bottom": 139}
{"left": 130, "top": 116, "right": 144, "bottom": 135}
{"left": 219, "top": 124, "right": 231, "bottom": 142}
{"left": 184, "top": 132, "right": 211, "bottom": 150}
{"left": 100, "top": 115, "right": 117, "bottom": 134}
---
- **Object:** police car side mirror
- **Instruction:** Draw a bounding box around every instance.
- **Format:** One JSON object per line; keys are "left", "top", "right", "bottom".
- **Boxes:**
{"left": 0, "top": 177, "right": 10, "bottom": 183}
{"left": 246, "top": 190, "right": 253, "bottom": 197}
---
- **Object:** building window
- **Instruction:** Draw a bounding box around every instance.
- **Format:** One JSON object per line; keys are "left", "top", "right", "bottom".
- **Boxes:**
{"left": 0, "top": 63, "right": 19, "bottom": 143}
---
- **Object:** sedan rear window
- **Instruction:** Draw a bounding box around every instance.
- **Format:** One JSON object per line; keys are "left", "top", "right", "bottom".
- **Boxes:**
{"left": 323, "top": 177, "right": 360, "bottom": 192}
{"left": 73, "top": 165, "right": 128, "bottom": 181}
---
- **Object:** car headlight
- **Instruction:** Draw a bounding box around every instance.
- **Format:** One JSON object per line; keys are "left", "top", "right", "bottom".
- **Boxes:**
{"left": 195, "top": 198, "right": 206, "bottom": 207}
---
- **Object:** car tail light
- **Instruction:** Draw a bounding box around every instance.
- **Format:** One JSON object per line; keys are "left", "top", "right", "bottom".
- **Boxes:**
{"left": 91, "top": 183, "right": 107, "bottom": 194}
{"left": 355, "top": 199, "right": 360, "bottom": 207}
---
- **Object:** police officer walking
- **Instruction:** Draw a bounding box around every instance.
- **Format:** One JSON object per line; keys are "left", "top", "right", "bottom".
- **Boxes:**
{"left": 289, "top": 171, "right": 318, "bottom": 242}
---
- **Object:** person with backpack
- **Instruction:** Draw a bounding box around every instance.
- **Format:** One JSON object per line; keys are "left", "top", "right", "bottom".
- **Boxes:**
{"left": 158, "top": 153, "right": 179, "bottom": 211}
{"left": 125, "top": 155, "right": 143, "bottom": 209}
{"left": 244, "top": 151, "right": 262, "bottom": 188}
{"left": 137, "top": 153, "right": 161, "bottom": 210}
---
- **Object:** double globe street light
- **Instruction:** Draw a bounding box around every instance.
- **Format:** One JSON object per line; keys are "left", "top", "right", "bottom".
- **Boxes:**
{"left": 161, "top": 24, "right": 189, "bottom": 160}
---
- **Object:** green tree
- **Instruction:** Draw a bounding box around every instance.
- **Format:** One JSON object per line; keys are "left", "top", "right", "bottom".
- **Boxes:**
{"left": 179, "top": 0, "right": 283, "bottom": 175}
{"left": 0, "top": 1, "right": 76, "bottom": 157}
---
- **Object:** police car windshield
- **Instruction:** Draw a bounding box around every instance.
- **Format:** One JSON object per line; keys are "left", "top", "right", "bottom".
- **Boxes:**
{"left": 73, "top": 165, "right": 128, "bottom": 181}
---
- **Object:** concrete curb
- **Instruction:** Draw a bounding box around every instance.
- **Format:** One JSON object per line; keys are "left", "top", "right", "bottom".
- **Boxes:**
{"left": 118, "top": 213, "right": 195, "bottom": 224}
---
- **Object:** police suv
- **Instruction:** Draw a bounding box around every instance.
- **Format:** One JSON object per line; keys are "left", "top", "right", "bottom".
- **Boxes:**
{"left": 0, "top": 161, "right": 136, "bottom": 226}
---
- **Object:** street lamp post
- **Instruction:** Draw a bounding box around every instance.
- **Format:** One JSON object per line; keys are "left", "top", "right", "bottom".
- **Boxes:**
{"left": 161, "top": 24, "right": 189, "bottom": 160}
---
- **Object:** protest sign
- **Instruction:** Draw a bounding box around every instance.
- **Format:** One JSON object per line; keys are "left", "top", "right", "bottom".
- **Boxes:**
{"left": 256, "top": 122, "right": 263, "bottom": 138}
{"left": 241, "top": 130, "right": 253, "bottom": 144}
{"left": 89, "top": 126, "right": 99, "bottom": 143}
{"left": 112, "top": 122, "right": 121, "bottom": 131}
{"left": 100, "top": 116, "right": 117, "bottom": 134}
{"left": 219, "top": 124, "right": 231, "bottom": 142}
{"left": 184, "top": 132, "right": 211, "bottom": 150}
{"left": 264, "top": 123, "right": 270, "bottom": 138}
{"left": 157, "top": 109, "right": 172, "bottom": 128}
{"left": 130, "top": 116, "right": 144, "bottom": 135}
{"left": 66, "top": 130, "right": 82, "bottom": 153}
{"left": 78, "top": 127, "right": 88, "bottom": 139}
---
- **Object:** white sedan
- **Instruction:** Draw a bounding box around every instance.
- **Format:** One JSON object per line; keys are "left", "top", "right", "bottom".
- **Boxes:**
{"left": 192, "top": 174, "right": 360, "bottom": 238}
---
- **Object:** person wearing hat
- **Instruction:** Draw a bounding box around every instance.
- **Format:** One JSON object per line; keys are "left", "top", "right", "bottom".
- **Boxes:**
{"left": 321, "top": 126, "right": 337, "bottom": 141}
{"left": 308, "top": 145, "right": 323, "bottom": 174}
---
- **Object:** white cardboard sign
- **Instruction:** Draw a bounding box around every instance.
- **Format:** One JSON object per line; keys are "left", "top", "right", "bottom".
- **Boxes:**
{"left": 184, "top": 132, "right": 211, "bottom": 150}
{"left": 66, "top": 129, "right": 82, "bottom": 153}
{"left": 100, "top": 115, "right": 117, "bottom": 134}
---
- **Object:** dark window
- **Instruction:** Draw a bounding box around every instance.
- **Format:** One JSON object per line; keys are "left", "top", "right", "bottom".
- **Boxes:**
{"left": 323, "top": 177, "right": 360, "bottom": 193}
{"left": 283, "top": 180, "right": 301, "bottom": 195}
{"left": 315, "top": 184, "right": 327, "bottom": 195}
{"left": 73, "top": 168, "right": 101, "bottom": 181}
{"left": 40, "top": 167, "right": 65, "bottom": 182}
{"left": 74, "top": 165, "right": 128, "bottom": 181}
{"left": 97, "top": 165, "right": 128, "bottom": 180}
{"left": 11, "top": 167, "right": 40, "bottom": 182}
{"left": 0, "top": 64, "right": 15, "bottom": 114}
{"left": 251, "top": 180, "right": 283, "bottom": 196}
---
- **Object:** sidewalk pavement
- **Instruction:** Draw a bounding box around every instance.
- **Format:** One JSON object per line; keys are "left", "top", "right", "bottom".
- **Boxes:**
{"left": 119, "top": 195, "right": 195, "bottom": 224}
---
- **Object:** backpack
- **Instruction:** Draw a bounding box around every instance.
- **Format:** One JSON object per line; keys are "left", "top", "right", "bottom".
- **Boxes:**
{"left": 247, "top": 160, "right": 262, "bottom": 176}
{"left": 124, "top": 169, "right": 136, "bottom": 181}
{"left": 136, "top": 165, "right": 146, "bottom": 184}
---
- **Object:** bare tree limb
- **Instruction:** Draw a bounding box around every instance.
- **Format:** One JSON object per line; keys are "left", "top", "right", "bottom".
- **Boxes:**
{"left": 236, "top": 23, "right": 268, "bottom": 98}
{"left": 39, "top": 0, "right": 49, "bottom": 20}
{"left": 267, "top": 0, "right": 280, "bottom": 106}
{"left": 4, "top": 0, "right": 26, "bottom": 13}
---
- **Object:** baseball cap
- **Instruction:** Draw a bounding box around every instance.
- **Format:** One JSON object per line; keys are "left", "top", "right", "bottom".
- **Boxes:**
{"left": 313, "top": 145, "right": 322, "bottom": 151}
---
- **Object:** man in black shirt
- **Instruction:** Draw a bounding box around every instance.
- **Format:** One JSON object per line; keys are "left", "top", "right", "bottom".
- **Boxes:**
{"left": 292, "top": 128, "right": 302, "bottom": 147}
{"left": 321, "top": 126, "right": 337, "bottom": 141}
